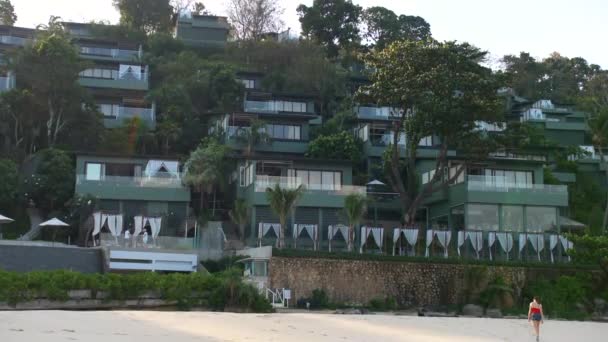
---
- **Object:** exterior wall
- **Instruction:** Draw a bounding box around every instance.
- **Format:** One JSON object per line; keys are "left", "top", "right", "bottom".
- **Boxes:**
{"left": 0, "top": 245, "right": 103, "bottom": 273}
{"left": 269, "top": 256, "right": 575, "bottom": 307}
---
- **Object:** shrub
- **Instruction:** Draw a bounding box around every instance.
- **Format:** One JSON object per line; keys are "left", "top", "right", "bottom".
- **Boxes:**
{"left": 524, "top": 275, "right": 590, "bottom": 319}
{"left": 311, "top": 288, "right": 329, "bottom": 309}
{"left": 0, "top": 269, "right": 272, "bottom": 312}
{"left": 201, "top": 255, "right": 247, "bottom": 273}
{"left": 369, "top": 297, "right": 397, "bottom": 311}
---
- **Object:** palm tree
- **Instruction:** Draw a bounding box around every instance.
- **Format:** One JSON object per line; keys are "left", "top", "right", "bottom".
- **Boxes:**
{"left": 343, "top": 193, "right": 367, "bottom": 252}
{"left": 229, "top": 198, "right": 249, "bottom": 242}
{"left": 237, "top": 118, "right": 270, "bottom": 158}
{"left": 184, "top": 139, "right": 231, "bottom": 217}
{"left": 265, "top": 183, "right": 304, "bottom": 249}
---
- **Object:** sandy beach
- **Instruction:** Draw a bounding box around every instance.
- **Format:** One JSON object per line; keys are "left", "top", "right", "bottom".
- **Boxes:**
{"left": 1, "top": 310, "right": 607, "bottom": 341}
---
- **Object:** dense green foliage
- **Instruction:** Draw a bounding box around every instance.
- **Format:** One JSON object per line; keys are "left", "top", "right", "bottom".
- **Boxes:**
{"left": 0, "top": 269, "right": 272, "bottom": 312}
{"left": 113, "top": 0, "right": 173, "bottom": 34}
{"left": 0, "top": 0, "right": 16, "bottom": 26}
{"left": 306, "top": 131, "right": 362, "bottom": 161}
{"left": 0, "top": 158, "right": 18, "bottom": 208}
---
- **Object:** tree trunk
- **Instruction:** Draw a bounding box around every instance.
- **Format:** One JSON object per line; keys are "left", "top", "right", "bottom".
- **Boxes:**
{"left": 279, "top": 216, "right": 286, "bottom": 249}
{"left": 239, "top": 223, "right": 245, "bottom": 242}
{"left": 199, "top": 188, "right": 205, "bottom": 213}
{"left": 347, "top": 225, "right": 354, "bottom": 252}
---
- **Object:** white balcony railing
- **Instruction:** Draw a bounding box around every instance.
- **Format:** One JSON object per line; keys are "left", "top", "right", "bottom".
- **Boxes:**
{"left": 0, "top": 35, "right": 31, "bottom": 46}
{"left": 99, "top": 233, "right": 196, "bottom": 251}
{"left": 254, "top": 175, "right": 366, "bottom": 195}
{"left": 79, "top": 68, "right": 148, "bottom": 82}
{"left": 76, "top": 174, "right": 184, "bottom": 188}
{"left": 467, "top": 175, "right": 567, "bottom": 193}
{"left": 100, "top": 105, "right": 155, "bottom": 123}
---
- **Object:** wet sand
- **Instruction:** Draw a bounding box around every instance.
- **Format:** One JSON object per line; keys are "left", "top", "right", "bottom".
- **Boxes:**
{"left": 1, "top": 310, "right": 606, "bottom": 341}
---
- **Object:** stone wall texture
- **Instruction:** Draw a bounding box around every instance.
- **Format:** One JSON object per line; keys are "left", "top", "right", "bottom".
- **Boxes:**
{"left": 269, "top": 257, "right": 574, "bottom": 307}
{"left": 0, "top": 245, "right": 103, "bottom": 273}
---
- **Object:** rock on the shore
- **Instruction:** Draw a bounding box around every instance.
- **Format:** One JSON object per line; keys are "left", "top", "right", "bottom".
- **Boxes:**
{"left": 486, "top": 308, "right": 503, "bottom": 318}
{"left": 462, "top": 304, "right": 484, "bottom": 317}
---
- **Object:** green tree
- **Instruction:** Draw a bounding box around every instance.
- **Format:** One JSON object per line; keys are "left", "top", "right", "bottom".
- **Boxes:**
{"left": 265, "top": 184, "right": 304, "bottom": 249}
{"left": 156, "top": 118, "right": 181, "bottom": 155}
{"left": 587, "top": 110, "right": 608, "bottom": 232}
{"left": 10, "top": 18, "right": 92, "bottom": 148}
{"left": 307, "top": 131, "right": 362, "bottom": 162}
{"left": 236, "top": 118, "right": 270, "bottom": 158}
{"left": 226, "top": 0, "right": 284, "bottom": 41}
{"left": 360, "top": 40, "right": 502, "bottom": 223}
{"left": 113, "top": 0, "right": 173, "bottom": 34}
{"left": 342, "top": 193, "right": 366, "bottom": 252}
{"left": 0, "top": 89, "right": 39, "bottom": 159}
{"left": 297, "top": 0, "right": 362, "bottom": 57}
{"left": 0, "top": 0, "right": 16, "bottom": 26}
{"left": 362, "top": 6, "right": 430, "bottom": 49}
{"left": 22, "top": 148, "right": 74, "bottom": 215}
{"left": 183, "top": 138, "right": 231, "bottom": 216}
{"left": 229, "top": 198, "right": 250, "bottom": 241}
{"left": 0, "top": 158, "right": 18, "bottom": 208}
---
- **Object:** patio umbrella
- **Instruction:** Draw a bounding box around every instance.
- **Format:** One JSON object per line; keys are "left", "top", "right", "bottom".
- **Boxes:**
{"left": 39, "top": 218, "right": 70, "bottom": 245}
{"left": 0, "top": 214, "right": 14, "bottom": 239}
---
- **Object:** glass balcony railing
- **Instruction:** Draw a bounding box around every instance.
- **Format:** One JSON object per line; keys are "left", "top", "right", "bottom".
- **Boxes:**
{"left": 244, "top": 100, "right": 310, "bottom": 114}
{"left": 79, "top": 46, "right": 140, "bottom": 60}
{"left": 76, "top": 174, "right": 184, "bottom": 188}
{"left": 79, "top": 69, "right": 148, "bottom": 82}
{"left": 356, "top": 106, "right": 399, "bottom": 119}
{"left": 467, "top": 175, "right": 567, "bottom": 193}
{"left": 253, "top": 175, "right": 366, "bottom": 195}
{"left": 101, "top": 105, "right": 155, "bottom": 123}
{"left": 0, "top": 35, "right": 31, "bottom": 46}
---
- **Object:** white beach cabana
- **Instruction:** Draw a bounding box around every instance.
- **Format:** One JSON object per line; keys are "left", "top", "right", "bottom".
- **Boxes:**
{"left": 425, "top": 230, "right": 452, "bottom": 258}
{"left": 328, "top": 224, "right": 349, "bottom": 252}
{"left": 360, "top": 226, "right": 384, "bottom": 253}
{"left": 92, "top": 212, "right": 125, "bottom": 245}
{"left": 258, "top": 222, "right": 281, "bottom": 247}
{"left": 0, "top": 214, "right": 14, "bottom": 239}
{"left": 292, "top": 224, "right": 318, "bottom": 250}
{"left": 392, "top": 227, "right": 418, "bottom": 256}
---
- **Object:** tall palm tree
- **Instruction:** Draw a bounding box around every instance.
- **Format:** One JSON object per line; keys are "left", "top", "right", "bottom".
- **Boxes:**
{"left": 184, "top": 139, "right": 231, "bottom": 217}
{"left": 237, "top": 118, "right": 270, "bottom": 158}
{"left": 343, "top": 193, "right": 367, "bottom": 252}
{"left": 265, "top": 183, "right": 304, "bottom": 249}
{"left": 229, "top": 198, "right": 249, "bottom": 242}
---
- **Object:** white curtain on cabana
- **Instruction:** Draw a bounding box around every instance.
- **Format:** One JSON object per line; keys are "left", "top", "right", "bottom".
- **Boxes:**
{"left": 425, "top": 229, "right": 434, "bottom": 257}
{"left": 392, "top": 228, "right": 418, "bottom": 256}
{"left": 293, "top": 224, "right": 318, "bottom": 250}
{"left": 134, "top": 216, "right": 144, "bottom": 236}
{"left": 549, "top": 234, "right": 559, "bottom": 263}
{"left": 468, "top": 231, "right": 483, "bottom": 259}
{"left": 488, "top": 232, "right": 496, "bottom": 260}
{"left": 526, "top": 233, "right": 544, "bottom": 261}
{"left": 492, "top": 232, "right": 514, "bottom": 260}
{"left": 328, "top": 225, "right": 349, "bottom": 252}
{"left": 559, "top": 235, "right": 574, "bottom": 261}
{"left": 92, "top": 212, "right": 104, "bottom": 237}
{"left": 359, "top": 226, "right": 383, "bottom": 253}
{"left": 457, "top": 231, "right": 465, "bottom": 256}
{"left": 150, "top": 217, "right": 162, "bottom": 239}
{"left": 258, "top": 223, "right": 281, "bottom": 246}
{"left": 435, "top": 230, "right": 452, "bottom": 258}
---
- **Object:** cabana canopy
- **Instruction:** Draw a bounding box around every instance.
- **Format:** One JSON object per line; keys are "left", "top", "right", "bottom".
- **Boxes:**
{"left": 39, "top": 218, "right": 69, "bottom": 227}
{"left": 0, "top": 214, "right": 14, "bottom": 224}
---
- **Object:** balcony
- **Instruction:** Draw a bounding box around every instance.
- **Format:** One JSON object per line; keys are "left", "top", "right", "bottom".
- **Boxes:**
{"left": 355, "top": 106, "right": 400, "bottom": 121}
{"left": 243, "top": 175, "right": 366, "bottom": 209}
{"left": 0, "top": 35, "right": 31, "bottom": 46}
{"left": 0, "top": 75, "right": 14, "bottom": 92}
{"left": 225, "top": 126, "right": 308, "bottom": 154}
{"left": 244, "top": 100, "right": 314, "bottom": 116}
{"left": 464, "top": 175, "right": 568, "bottom": 206}
{"left": 75, "top": 174, "right": 190, "bottom": 202}
{"left": 102, "top": 105, "right": 156, "bottom": 129}
{"left": 79, "top": 46, "right": 141, "bottom": 62}
{"left": 79, "top": 68, "right": 148, "bottom": 90}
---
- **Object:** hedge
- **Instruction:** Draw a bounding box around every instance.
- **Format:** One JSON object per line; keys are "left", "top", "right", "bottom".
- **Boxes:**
{"left": 272, "top": 248, "right": 599, "bottom": 271}
{"left": 0, "top": 268, "right": 272, "bottom": 312}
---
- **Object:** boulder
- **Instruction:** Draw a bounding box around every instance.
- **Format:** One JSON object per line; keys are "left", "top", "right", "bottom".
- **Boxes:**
{"left": 593, "top": 298, "right": 607, "bottom": 314}
{"left": 486, "top": 308, "right": 503, "bottom": 318}
{"left": 462, "top": 304, "right": 484, "bottom": 317}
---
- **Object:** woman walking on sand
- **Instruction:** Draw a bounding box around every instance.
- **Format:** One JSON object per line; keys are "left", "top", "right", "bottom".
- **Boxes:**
{"left": 528, "top": 296, "right": 544, "bottom": 341}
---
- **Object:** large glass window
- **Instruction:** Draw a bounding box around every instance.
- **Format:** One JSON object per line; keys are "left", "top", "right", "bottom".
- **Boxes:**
{"left": 266, "top": 124, "right": 301, "bottom": 140}
{"left": 309, "top": 171, "right": 321, "bottom": 190}
{"left": 290, "top": 169, "right": 342, "bottom": 191}
{"left": 85, "top": 163, "right": 103, "bottom": 180}
{"left": 502, "top": 205, "right": 523, "bottom": 232}
{"left": 526, "top": 206, "right": 556, "bottom": 232}
{"left": 467, "top": 204, "right": 499, "bottom": 231}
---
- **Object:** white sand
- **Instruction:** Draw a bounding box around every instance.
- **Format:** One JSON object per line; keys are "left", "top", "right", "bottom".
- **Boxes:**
{"left": 0, "top": 310, "right": 606, "bottom": 341}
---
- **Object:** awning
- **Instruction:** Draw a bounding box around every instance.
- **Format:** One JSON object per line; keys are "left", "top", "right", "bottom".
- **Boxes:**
{"left": 559, "top": 216, "right": 585, "bottom": 230}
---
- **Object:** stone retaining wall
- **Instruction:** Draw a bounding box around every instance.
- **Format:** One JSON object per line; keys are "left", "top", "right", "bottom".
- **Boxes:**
{"left": 269, "top": 257, "right": 573, "bottom": 307}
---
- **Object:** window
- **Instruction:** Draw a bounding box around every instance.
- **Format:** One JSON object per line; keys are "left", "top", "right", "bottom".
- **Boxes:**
{"left": 98, "top": 104, "right": 120, "bottom": 118}
{"left": 266, "top": 124, "right": 301, "bottom": 140}
{"left": 481, "top": 169, "right": 533, "bottom": 188}
{"left": 419, "top": 136, "right": 433, "bottom": 147}
{"left": 290, "top": 169, "right": 342, "bottom": 190}
{"left": 241, "top": 79, "right": 255, "bottom": 89}
{"left": 526, "top": 206, "right": 556, "bottom": 232}
{"left": 239, "top": 163, "right": 253, "bottom": 187}
{"left": 467, "top": 204, "right": 499, "bottom": 231}
{"left": 270, "top": 100, "right": 307, "bottom": 113}
{"left": 85, "top": 163, "right": 103, "bottom": 180}
{"left": 502, "top": 205, "right": 523, "bottom": 232}
{"left": 80, "top": 68, "right": 117, "bottom": 80}
{"left": 421, "top": 170, "right": 436, "bottom": 185}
